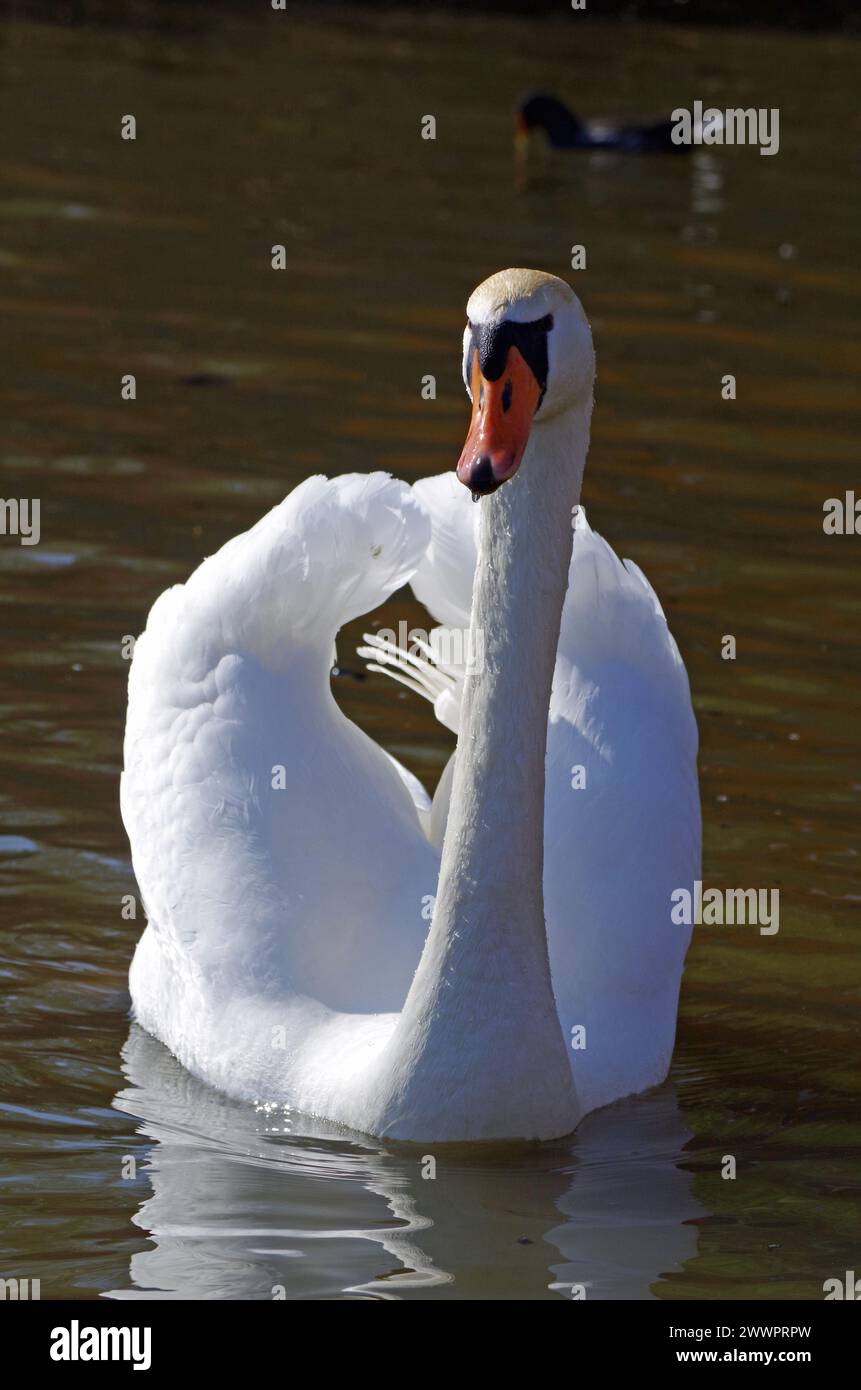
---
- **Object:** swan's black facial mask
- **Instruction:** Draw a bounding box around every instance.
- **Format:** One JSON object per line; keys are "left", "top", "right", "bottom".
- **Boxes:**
{"left": 457, "top": 313, "right": 553, "bottom": 497}
{"left": 465, "top": 313, "right": 553, "bottom": 411}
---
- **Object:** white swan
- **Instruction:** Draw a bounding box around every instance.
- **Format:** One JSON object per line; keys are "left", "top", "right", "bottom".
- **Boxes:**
{"left": 122, "top": 269, "right": 700, "bottom": 1142}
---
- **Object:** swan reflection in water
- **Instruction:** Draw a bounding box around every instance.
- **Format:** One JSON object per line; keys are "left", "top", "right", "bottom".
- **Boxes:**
{"left": 108, "top": 1024, "right": 704, "bottom": 1301}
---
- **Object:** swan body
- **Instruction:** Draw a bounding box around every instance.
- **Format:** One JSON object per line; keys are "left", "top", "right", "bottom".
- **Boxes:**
{"left": 122, "top": 270, "right": 700, "bottom": 1141}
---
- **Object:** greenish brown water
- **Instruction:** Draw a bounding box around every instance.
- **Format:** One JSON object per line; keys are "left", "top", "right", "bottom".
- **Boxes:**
{"left": 0, "top": 8, "right": 859, "bottom": 1300}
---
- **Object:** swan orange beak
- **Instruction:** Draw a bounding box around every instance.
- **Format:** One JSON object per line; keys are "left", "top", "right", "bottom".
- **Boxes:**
{"left": 456, "top": 347, "right": 543, "bottom": 496}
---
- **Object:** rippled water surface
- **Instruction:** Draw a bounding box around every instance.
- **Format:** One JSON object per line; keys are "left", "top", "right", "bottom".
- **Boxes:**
{"left": 1, "top": 8, "right": 859, "bottom": 1299}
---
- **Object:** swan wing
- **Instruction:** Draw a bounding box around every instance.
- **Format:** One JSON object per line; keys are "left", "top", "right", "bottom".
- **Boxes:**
{"left": 411, "top": 471, "right": 479, "bottom": 631}
{"left": 121, "top": 473, "right": 440, "bottom": 1020}
{"left": 545, "top": 509, "right": 700, "bottom": 1111}
{"left": 404, "top": 475, "right": 700, "bottom": 1112}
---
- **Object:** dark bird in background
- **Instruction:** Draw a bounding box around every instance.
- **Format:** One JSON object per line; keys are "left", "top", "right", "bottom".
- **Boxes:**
{"left": 516, "top": 92, "right": 689, "bottom": 155}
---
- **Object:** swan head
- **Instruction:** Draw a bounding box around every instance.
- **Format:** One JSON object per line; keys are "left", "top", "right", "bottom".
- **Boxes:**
{"left": 457, "top": 268, "right": 594, "bottom": 496}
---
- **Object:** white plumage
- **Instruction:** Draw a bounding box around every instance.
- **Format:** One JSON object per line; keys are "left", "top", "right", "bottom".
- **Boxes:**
{"left": 122, "top": 270, "right": 700, "bottom": 1140}
{"left": 389, "top": 473, "right": 700, "bottom": 1115}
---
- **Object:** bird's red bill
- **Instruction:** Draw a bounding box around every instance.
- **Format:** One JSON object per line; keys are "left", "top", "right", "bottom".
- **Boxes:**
{"left": 456, "top": 347, "right": 542, "bottom": 495}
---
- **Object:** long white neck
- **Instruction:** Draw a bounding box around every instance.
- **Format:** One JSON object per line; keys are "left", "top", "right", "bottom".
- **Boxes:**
{"left": 370, "top": 399, "right": 592, "bottom": 1141}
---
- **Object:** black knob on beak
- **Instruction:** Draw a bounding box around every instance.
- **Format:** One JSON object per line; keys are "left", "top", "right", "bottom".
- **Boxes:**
{"left": 466, "top": 456, "right": 496, "bottom": 495}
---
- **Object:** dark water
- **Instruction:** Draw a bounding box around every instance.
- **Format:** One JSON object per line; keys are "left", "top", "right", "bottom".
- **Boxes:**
{"left": 1, "top": 9, "right": 859, "bottom": 1300}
